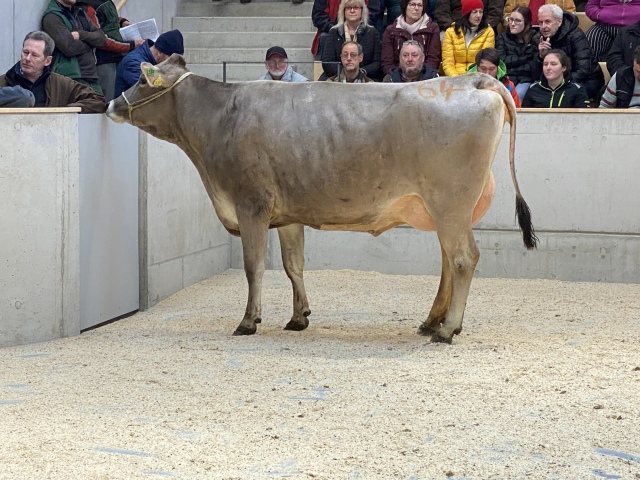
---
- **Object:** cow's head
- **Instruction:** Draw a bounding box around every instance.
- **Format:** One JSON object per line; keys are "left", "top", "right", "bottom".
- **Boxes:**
{"left": 106, "top": 54, "right": 191, "bottom": 134}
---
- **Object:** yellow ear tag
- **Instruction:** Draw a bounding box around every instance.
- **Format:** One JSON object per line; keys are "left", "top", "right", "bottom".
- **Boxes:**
{"left": 153, "top": 76, "right": 163, "bottom": 87}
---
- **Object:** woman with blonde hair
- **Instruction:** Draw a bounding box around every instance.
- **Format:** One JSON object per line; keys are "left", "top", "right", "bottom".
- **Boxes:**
{"left": 441, "top": 0, "right": 495, "bottom": 76}
{"left": 321, "top": 0, "right": 382, "bottom": 80}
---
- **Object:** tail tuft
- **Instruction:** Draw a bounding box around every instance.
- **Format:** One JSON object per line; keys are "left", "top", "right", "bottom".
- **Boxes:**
{"left": 516, "top": 194, "right": 538, "bottom": 250}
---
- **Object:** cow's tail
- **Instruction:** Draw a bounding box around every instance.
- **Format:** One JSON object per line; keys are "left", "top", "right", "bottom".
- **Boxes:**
{"left": 480, "top": 76, "right": 538, "bottom": 250}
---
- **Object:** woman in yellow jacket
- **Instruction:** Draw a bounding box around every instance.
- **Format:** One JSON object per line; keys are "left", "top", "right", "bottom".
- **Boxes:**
{"left": 442, "top": 0, "right": 495, "bottom": 76}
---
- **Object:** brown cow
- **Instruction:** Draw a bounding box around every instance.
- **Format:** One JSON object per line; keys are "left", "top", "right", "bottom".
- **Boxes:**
{"left": 106, "top": 54, "right": 537, "bottom": 343}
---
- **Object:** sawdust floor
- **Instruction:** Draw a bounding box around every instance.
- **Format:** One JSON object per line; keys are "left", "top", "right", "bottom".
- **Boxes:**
{"left": 1, "top": 269, "right": 640, "bottom": 480}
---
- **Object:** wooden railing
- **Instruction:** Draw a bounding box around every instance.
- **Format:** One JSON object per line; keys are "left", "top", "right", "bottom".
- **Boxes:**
{"left": 115, "top": 0, "right": 128, "bottom": 11}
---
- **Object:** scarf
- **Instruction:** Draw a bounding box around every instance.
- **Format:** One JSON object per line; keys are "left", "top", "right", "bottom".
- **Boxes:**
{"left": 396, "top": 14, "right": 430, "bottom": 35}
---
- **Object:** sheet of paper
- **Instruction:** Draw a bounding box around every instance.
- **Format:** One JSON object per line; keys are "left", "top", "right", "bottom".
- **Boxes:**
{"left": 119, "top": 18, "right": 159, "bottom": 42}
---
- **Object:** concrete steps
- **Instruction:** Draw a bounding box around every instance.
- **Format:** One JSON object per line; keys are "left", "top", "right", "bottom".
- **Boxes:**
{"left": 178, "top": 1, "right": 313, "bottom": 17}
{"left": 173, "top": 16, "right": 314, "bottom": 32}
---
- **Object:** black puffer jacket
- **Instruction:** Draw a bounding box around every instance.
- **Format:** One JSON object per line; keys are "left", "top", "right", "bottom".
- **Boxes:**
{"left": 496, "top": 30, "right": 540, "bottom": 85}
{"left": 321, "top": 23, "right": 382, "bottom": 80}
{"left": 532, "top": 13, "right": 603, "bottom": 86}
{"left": 606, "top": 20, "right": 640, "bottom": 77}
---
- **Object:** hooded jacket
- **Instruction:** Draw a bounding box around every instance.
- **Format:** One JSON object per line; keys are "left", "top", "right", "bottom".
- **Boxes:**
{"left": 467, "top": 60, "right": 522, "bottom": 107}
{"left": 496, "top": 30, "right": 541, "bottom": 84}
{"left": 522, "top": 76, "right": 589, "bottom": 107}
{"left": 259, "top": 66, "right": 309, "bottom": 82}
{"left": 114, "top": 40, "right": 155, "bottom": 97}
{"left": 381, "top": 15, "right": 441, "bottom": 75}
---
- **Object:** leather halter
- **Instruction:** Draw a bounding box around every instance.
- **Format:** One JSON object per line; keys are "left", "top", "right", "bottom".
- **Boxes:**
{"left": 121, "top": 71, "right": 194, "bottom": 123}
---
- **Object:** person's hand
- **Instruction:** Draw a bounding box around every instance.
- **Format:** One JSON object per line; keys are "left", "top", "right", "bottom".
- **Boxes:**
{"left": 121, "top": 20, "right": 131, "bottom": 27}
{"left": 538, "top": 37, "right": 551, "bottom": 58}
{"left": 71, "top": 31, "right": 80, "bottom": 40}
{"left": 134, "top": 39, "right": 144, "bottom": 47}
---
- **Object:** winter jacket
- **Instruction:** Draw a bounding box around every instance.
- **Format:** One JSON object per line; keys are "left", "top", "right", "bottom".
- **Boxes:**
{"left": 327, "top": 68, "right": 375, "bottom": 82}
{"left": 41, "top": 0, "right": 106, "bottom": 84}
{"left": 585, "top": 0, "right": 640, "bottom": 28}
{"left": 382, "top": 63, "right": 439, "bottom": 81}
{"left": 503, "top": 0, "right": 575, "bottom": 26}
{"left": 77, "top": 0, "right": 136, "bottom": 65}
{"left": 467, "top": 60, "right": 522, "bottom": 107}
{"left": 435, "top": 0, "right": 505, "bottom": 31}
{"left": 0, "top": 86, "right": 35, "bottom": 108}
{"left": 522, "top": 77, "right": 589, "bottom": 107}
{"left": 311, "top": 0, "right": 380, "bottom": 54}
{"left": 496, "top": 30, "right": 541, "bottom": 84}
{"left": 442, "top": 25, "right": 495, "bottom": 76}
{"left": 114, "top": 40, "right": 155, "bottom": 97}
{"left": 259, "top": 66, "right": 309, "bottom": 82}
{"left": 321, "top": 23, "right": 382, "bottom": 80}
{"left": 599, "top": 66, "right": 640, "bottom": 107}
{"left": 607, "top": 19, "right": 640, "bottom": 76}
{"left": 0, "top": 63, "right": 106, "bottom": 113}
{"left": 531, "top": 13, "right": 604, "bottom": 87}
{"left": 381, "top": 15, "right": 441, "bottom": 75}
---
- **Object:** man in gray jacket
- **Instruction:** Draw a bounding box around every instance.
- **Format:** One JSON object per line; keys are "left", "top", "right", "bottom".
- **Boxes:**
{"left": 258, "top": 47, "right": 309, "bottom": 82}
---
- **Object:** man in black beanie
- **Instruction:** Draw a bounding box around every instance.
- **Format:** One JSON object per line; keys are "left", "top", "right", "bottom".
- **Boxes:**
{"left": 114, "top": 29, "right": 184, "bottom": 97}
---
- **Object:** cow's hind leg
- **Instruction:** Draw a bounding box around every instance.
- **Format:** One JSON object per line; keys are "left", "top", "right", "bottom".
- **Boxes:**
{"left": 430, "top": 228, "right": 479, "bottom": 344}
{"left": 233, "top": 203, "right": 271, "bottom": 336}
{"left": 418, "top": 244, "right": 452, "bottom": 336}
{"left": 277, "top": 224, "right": 311, "bottom": 331}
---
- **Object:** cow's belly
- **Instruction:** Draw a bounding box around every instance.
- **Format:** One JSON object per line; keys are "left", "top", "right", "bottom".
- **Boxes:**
{"left": 319, "top": 173, "right": 495, "bottom": 236}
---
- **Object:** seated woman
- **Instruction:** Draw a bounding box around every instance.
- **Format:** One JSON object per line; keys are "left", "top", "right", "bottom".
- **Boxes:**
{"left": 503, "top": 0, "right": 575, "bottom": 29}
{"left": 441, "top": 0, "right": 495, "bottom": 77}
{"left": 381, "top": 0, "right": 441, "bottom": 76}
{"left": 522, "top": 49, "right": 589, "bottom": 107}
{"left": 321, "top": 0, "right": 382, "bottom": 80}
{"left": 585, "top": 0, "right": 640, "bottom": 62}
{"left": 496, "top": 6, "right": 540, "bottom": 101}
{"left": 468, "top": 48, "right": 522, "bottom": 107}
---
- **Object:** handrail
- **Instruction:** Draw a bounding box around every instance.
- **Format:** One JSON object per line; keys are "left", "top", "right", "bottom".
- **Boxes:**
{"left": 221, "top": 60, "right": 341, "bottom": 83}
{"left": 115, "top": 0, "right": 128, "bottom": 11}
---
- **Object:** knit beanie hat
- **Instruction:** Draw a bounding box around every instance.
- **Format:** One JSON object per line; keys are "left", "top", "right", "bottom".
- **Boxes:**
{"left": 461, "top": 0, "right": 484, "bottom": 17}
{"left": 154, "top": 29, "right": 184, "bottom": 56}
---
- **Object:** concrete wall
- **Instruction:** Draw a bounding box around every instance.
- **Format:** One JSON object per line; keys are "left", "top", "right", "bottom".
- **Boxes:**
{"left": 0, "top": 0, "right": 181, "bottom": 69}
{"left": 0, "top": 110, "right": 80, "bottom": 348}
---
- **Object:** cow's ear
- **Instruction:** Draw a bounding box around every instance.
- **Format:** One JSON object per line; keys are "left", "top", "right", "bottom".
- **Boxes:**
{"left": 140, "top": 62, "right": 166, "bottom": 88}
{"left": 167, "top": 54, "right": 187, "bottom": 68}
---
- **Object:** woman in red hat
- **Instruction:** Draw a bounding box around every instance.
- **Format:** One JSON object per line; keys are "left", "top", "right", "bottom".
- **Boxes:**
{"left": 441, "top": 0, "right": 495, "bottom": 76}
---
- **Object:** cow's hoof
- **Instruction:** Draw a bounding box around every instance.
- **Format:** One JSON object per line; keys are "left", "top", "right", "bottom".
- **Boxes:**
{"left": 417, "top": 323, "right": 437, "bottom": 336}
{"left": 284, "top": 317, "right": 309, "bottom": 331}
{"left": 430, "top": 333, "right": 453, "bottom": 344}
{"left": 233, "top": 324, "right": 257, "bottom": 336}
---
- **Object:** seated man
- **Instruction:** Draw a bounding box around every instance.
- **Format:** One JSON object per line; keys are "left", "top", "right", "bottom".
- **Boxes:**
{"left": 0, "top": 86, "right": 35, "bottom": 108}
{"left": 259, "top": 46, "right": 308, "bottom": 82}
{"left": 383, "top": 40, "right": 438, "bottom": 82}
{"left": 0, "top": 31, "right": 106, "bottom": 113}
{"left": 114, "top": 29, "right": 184, "bottom": 97}
{"left": 600, "top": 46, "right": 640, "bottom": 108}
{"left": 534, "top": 4, "right": 604, "bottom": 100}
{"left": 607, "top": 19, "right": 640, "bottom": 79}
{"left": 327, "top": 41, "right": 374, "bottom": 82}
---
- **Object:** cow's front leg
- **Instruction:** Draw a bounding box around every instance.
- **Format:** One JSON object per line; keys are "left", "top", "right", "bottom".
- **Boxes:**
{"left": 431, "top": 228, "right": 479, "bottom": 344}
{"left": 233, "top": 203, "right": 271, "bottom": 336}
{"left": 419, "top": 243, "right": 451, "bottom": 336}
{"left": 277, "top": 224, "right": 311, "bottom": 331}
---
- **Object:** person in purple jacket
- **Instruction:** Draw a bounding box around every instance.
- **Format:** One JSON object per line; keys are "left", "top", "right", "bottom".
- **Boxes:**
{"left": 585, "top": 0, "right": 640, "bottom": 62}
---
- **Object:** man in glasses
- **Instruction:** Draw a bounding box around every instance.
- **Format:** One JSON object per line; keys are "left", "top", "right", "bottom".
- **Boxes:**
{"left": 327, "top": 41, "right": 374, "bottom": 82}
{"left": 383, "top": 40, "right": 438, "bottom": 82}
{"left": 259, "top": 46, "right": 309, "bottom": 82}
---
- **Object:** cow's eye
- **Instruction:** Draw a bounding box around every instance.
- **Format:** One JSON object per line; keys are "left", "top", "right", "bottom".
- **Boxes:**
{"left": 139, "top": 76, "right": 147, "bottom": 85}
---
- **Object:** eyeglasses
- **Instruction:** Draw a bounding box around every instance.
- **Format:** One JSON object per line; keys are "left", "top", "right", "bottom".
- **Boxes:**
{"left": 407, "top": 2, "right": 423, "bottom": 8}
{"left": 341, "top": 52, "right": 361, "bottom": 59}
{"left": 267, "top": 58, "right": 288, "bottom": 66}
{"left": 346, "top": 5, "right": 363, "bottom": 11}
{"left": 508, "top": 18, "right": 523, "bottom": 23}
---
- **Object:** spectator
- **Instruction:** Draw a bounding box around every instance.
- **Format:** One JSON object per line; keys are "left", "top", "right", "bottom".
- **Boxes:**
{"left": 436, "top": 0, "right": 504, "bottom": 34}
{"left": 496, "top": 6, "right": 540, "bottom": 100}
{"left": 535, "top": 4, "right": 605, "bottom": 99}
{"left": 600, "top": 45, "right": 640, "bottom": 107}
{"left": 321, "top": 0, "right": 382, "bottom": 80}
{"left": 383, "top": 39, "right": 439, "bottom": 80}
{"left": 0, "top": 31, "right": 106, "bottom": 113}
{"left": 114, "top": 29, "right": 184, "bottom": 97}
{"left": 607, "top": 18, "right": 640, "bottom": 77}
{"left": 503, "top": 0, "right": 575, "bottom": 29}
{"left": 42, "top": 0, "right": 107, "bottom": 94}
{"left": 77, "top": 0, "right": 144, "bottom": 101}
{"left": 468, "top": 48, "right": 522, "bottom": 106}
{"left": 312, "top": 0, "right": 380, "bottom": 56}
{"left": 376, "top": 0, "right": 403, "bottom": 34}
{"left": 327, "top": 40, "right": 375, "bottom": 81}
{"left": 381, "top": 0, "right": 441, "bottom": 76}
{"left": 0, "top": 86, "right": 36, "bottom": 108}
{"left": 523, "top": 49, "right": 589, "bottom": 107}
{"left": 585, "top": 0, "right": 640, "bottom": 63}
{"left": 259, "top": 46, "right": 309, "bottom": 82}
{"left": 441, "top": 0, "right": 495, "bottom": 76}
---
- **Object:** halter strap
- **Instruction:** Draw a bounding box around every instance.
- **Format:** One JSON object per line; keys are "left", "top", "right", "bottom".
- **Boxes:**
{"left": 121, "top": 71, "right": 194, "bottom": 123}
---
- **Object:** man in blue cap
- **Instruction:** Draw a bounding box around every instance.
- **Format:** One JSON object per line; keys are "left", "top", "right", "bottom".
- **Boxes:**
{"left": 114, "top": 29, "right": 184, "bottom": 97}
